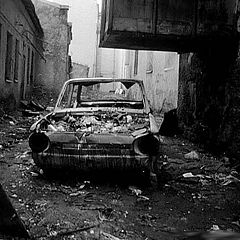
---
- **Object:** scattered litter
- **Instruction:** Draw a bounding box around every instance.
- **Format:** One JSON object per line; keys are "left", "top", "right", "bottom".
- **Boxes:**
{"left": 29, "top": 100, "right": 45, "bottom": 111}
{"left": 220, "top": 175, "right": 240, "bottom": 186}
{"left": 98, "top": 207, "right": 115, "bottom": 222}
{"left": 210, "top": 225, "right": 220, "bottom": 231}
{"left": 191, "top": 193, "right": 206, "bottom": 199}
{"left": 84, "top": 181, "right": 91, "bottom": 187}
{"left": 181, "top": 217, "right": 187, "bottom": 222}
{"left": 184, "top": 151, "right": 199, "bottom": 160}
{"left": 101, "top": 231, "right": 123, "bottom": 240}
{"left": 223, "top": 157, "right": 230, "bottom": 165}
{"left": 128, "top": 186, "right": 142, "bottom": 196}
{"left": 200, "top": 179, "right": 210, "bottom": 186}
{"left": 232, "top": 221, "right": 240, "bottom": 227}
{"left": 183, "top": 172, "right": 195, "bottom": 178}
{"left": 30, "top": 172, "right": 39, "bottom": 177}
{"left": 22, "top": 109, "right": 40, "bottom": 117}
{"left": 214, "top": 173, "right": 240, "bottom": 186}
{"left": 21, "top": 100, "right": 45, "bottom": 113}
{"left": 15, "top": 151, "right": 30, "bottom": 159}
{"left": 9, "top": 194, "right": 18, "bottom": 199}
{"left": 49, "top": 231, "right": 58, "bottom": 237}
{"left": 78, "top": 184, "right": 86, "bottom": 190}
{"left": 137, "top": 195, "right": 150, "bottom": 201}
{"left": 3, "top": 114, "right": 17, "bottom": 123}
{"left": 16, "top": 128, "right": 26, "bottom": 131}
{"left": 48, "top": 224, "right": 99, "bottom": 238}
{"left": 70, "top": 191, "right": 86, "bottom": 197}
{"left": 182, "top": 172, "right": 205, "bottom": 178}
{"left": 181, "top": 172, "right": 240, "bottom": 187}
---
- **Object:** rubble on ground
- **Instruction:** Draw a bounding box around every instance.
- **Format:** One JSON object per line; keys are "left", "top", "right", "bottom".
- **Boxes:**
{"left": 1, "top": 114, "right": 240, "bottom": 239}
{"left": 20, "top": 100, "right": 45, "bottom": 117}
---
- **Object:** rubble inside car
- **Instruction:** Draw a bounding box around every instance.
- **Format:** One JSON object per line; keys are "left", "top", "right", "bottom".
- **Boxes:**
{"left": 43, "top": 111, "right": 150, "bottom": 135}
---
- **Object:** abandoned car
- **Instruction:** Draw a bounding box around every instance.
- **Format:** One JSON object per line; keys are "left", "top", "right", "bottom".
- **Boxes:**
{"left": 29, "top": 78, "right": 160, "bottom": 175}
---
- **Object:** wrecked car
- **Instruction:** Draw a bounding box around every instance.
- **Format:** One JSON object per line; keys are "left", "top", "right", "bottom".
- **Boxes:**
{"left": 29, "top": 78, "right": 160, "bottom": 176}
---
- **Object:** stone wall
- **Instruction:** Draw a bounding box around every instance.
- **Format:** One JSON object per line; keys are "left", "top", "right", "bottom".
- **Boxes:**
{"left": 32, "top": 0, "right": 71, "bottom": 100}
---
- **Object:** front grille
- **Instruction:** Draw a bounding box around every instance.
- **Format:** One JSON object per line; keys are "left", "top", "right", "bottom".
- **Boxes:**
{"left": 33, "top": 143, "right": 149, "bottom": 170}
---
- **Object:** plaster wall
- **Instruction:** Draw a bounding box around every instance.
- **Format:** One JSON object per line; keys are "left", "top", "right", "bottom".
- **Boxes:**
{"left": 127, "top": 50, "right": 179, "bottom": 112}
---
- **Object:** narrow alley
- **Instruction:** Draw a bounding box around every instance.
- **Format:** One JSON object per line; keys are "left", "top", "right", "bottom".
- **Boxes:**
{"left": 1, "top": 0, "right": 240, "bottom": 239}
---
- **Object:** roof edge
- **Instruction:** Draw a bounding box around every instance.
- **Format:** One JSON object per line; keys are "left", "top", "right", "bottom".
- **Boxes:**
{"left": 21, "top": 0, "right": 43, "bottom": 36}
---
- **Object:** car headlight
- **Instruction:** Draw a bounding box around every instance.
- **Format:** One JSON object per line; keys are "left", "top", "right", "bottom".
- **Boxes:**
{"left": 29, "top": 132, "right": 50, "bottom": 153}
{"left": 133, "top": 134, "right": 159, "bottom": 156}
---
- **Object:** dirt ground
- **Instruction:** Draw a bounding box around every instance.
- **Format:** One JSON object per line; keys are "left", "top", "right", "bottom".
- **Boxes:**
{"left": 1, "top": 113, "right": 240, "bottom": 240}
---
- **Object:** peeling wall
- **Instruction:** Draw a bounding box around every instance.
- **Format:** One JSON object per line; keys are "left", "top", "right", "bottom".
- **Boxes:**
{"left": 96, "top": 48, "right": 124, "bottom": 79}
{"left": 127, "top": 50, "right": 179, "bottom": 113}
{"left": 32, "top": 0, "right": 71, "bottom": 100}
{"left": 96, "top": 47, "right": 179, "bottom": 113}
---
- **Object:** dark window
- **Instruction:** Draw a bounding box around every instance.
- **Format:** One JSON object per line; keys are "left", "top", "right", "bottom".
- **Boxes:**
{"left": 14, "top": 39, "right": 19, "bottom": 81}
{"left": 5, "top": 32, "right": 13, "bottom": 80}
{"left": 134, "top": 50, "right": 138, "bottom": 75}
{"left": 27, "top": 47, "right": 30, "bottom": 85}
{"left": 30, "top": 51, "right": 34, "bottom": 84}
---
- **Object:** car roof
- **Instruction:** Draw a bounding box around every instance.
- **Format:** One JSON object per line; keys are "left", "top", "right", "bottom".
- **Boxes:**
{"left": 65, "top": 78, "right": 143, "bottom": 84}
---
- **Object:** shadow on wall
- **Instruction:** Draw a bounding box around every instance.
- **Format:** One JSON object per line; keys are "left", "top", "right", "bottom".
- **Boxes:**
{"left": 0, "top": 94, "right": 17, "bottom": 114}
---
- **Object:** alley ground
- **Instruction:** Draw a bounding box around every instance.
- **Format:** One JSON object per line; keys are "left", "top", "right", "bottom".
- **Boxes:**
{"left": 1, "top": 113, "right": 240, "bottom": 240}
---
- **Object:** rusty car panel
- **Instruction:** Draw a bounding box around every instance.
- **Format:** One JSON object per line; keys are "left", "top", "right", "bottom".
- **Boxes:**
{"left": 29, "top": 78, "right": 160, "bottom": 174}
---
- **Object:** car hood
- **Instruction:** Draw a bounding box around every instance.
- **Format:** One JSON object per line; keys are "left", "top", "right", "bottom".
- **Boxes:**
{"left": 47, "top": 132, "right": 136, "bottom": 145}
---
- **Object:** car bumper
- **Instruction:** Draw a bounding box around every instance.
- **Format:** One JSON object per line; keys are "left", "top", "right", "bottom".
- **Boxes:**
{"left": 32, "top": 143, "right": 149, "bottom": 171}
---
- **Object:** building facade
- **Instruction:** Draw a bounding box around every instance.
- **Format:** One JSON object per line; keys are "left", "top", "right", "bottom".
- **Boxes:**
{"left": 125, "top": 50, "right": 179, "bottom": 112}
{"left": 96, "top": 47, "right": 179, "bottom": 113}
{"left": 0, "top": 0, "right": 43, "bottom": 111}
{"left": 96, "top": 5, "right": 179, "bottom": 113}
{"left": 32, "top": 0, "right": 72, "bottom": 100}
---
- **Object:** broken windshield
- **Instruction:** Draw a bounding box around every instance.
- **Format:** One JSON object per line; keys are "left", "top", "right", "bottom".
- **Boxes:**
{"left": 57, "top": 80, "right": 145, "bottom": 109}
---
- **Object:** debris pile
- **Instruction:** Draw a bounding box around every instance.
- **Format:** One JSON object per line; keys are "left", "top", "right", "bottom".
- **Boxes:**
{"left": 46, "top": 112, "right": 150, "bottom": 134}
{"left": 181, "top": 171, "right": 240, "bottom": 187}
